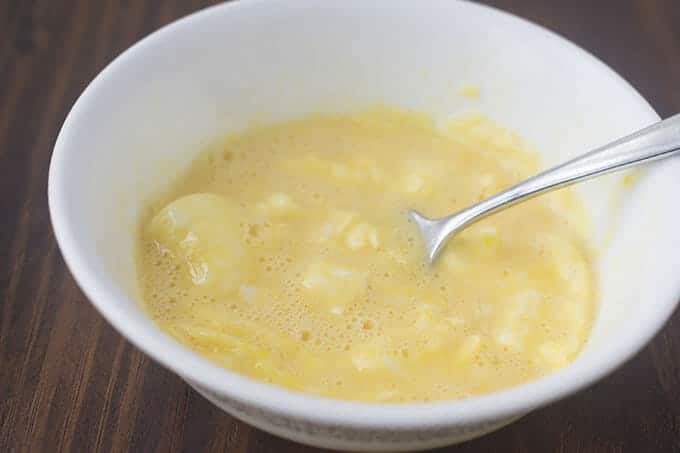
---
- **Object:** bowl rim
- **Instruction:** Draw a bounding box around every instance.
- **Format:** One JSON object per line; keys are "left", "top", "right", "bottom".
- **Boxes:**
{"left": 48, "top": 0, "right": 679, "bottom": 429}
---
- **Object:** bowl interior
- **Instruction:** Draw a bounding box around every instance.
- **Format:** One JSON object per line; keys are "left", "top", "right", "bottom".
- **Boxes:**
{"left": 50, "top": 0, "right": 680, "bottom": 423}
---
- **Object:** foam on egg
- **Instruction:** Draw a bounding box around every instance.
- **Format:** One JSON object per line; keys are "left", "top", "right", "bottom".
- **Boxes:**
{"left": 137, "top": 108, "right": 595, "bottom": 403}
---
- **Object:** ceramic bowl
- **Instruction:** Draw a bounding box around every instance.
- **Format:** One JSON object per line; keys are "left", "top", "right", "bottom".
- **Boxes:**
{"left": 48, "top": 0, "right": 680, "bottom": 450}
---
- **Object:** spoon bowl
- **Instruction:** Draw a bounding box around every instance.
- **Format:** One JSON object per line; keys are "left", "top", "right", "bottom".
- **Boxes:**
{"left": 413, "top": 113, "right": 680, "bottom": 263}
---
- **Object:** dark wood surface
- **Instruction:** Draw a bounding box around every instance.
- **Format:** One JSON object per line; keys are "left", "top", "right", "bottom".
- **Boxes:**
{"left": 2, "top": 0, "right": 679, "bottom": 451}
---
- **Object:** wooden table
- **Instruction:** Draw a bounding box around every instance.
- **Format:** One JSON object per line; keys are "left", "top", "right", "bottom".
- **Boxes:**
{"left": 2, "top": 0, "right": 679, "bottom": 451}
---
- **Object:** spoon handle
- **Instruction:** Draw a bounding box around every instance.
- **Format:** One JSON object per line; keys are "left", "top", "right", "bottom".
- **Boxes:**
{"left": 417, "top": 113, "right": 680, "bottom": 262}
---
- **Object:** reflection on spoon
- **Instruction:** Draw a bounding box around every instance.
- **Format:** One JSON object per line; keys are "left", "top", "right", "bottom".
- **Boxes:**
{"left": 412, "top": 113, "right": 680, "bottom": 264}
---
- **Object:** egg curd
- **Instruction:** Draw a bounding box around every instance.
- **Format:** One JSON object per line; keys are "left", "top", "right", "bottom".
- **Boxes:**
{"left": 137, "top": 109, "right": 595, "bottom": 402}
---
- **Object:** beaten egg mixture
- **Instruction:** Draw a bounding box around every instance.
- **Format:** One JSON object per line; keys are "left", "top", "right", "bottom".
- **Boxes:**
{"left": 138, "top": 109, "right": 595, "bottom": 402}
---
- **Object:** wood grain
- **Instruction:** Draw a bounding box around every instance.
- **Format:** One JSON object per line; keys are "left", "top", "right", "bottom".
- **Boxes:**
{"left": 1, "top": 0, "right": 679, "bottom": 451}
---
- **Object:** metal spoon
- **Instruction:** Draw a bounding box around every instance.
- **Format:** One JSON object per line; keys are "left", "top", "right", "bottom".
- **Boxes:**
{"left": 411, "top": 113, "right": 680, "bottom": 264}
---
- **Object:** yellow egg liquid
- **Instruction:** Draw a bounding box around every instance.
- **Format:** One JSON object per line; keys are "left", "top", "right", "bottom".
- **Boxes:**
{"left": 138, "top": 109, "right": 595, "bottom": 402}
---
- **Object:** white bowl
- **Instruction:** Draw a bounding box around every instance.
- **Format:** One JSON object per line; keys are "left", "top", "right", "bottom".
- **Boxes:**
{"left": 48, "top": 0, "right": 680, "bottom": 450}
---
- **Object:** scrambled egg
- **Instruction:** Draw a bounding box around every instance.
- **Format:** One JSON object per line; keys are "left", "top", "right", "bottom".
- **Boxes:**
{"left": 138, "top": 108, "right": 595, "bottom": 402}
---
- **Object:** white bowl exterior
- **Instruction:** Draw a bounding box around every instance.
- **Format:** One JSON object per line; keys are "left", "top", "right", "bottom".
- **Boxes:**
{"left": 188, "top": 380, "right": 524, "bottom": 451}
{"left": 48, "top": 0, "right": 680, "bottom": 450}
